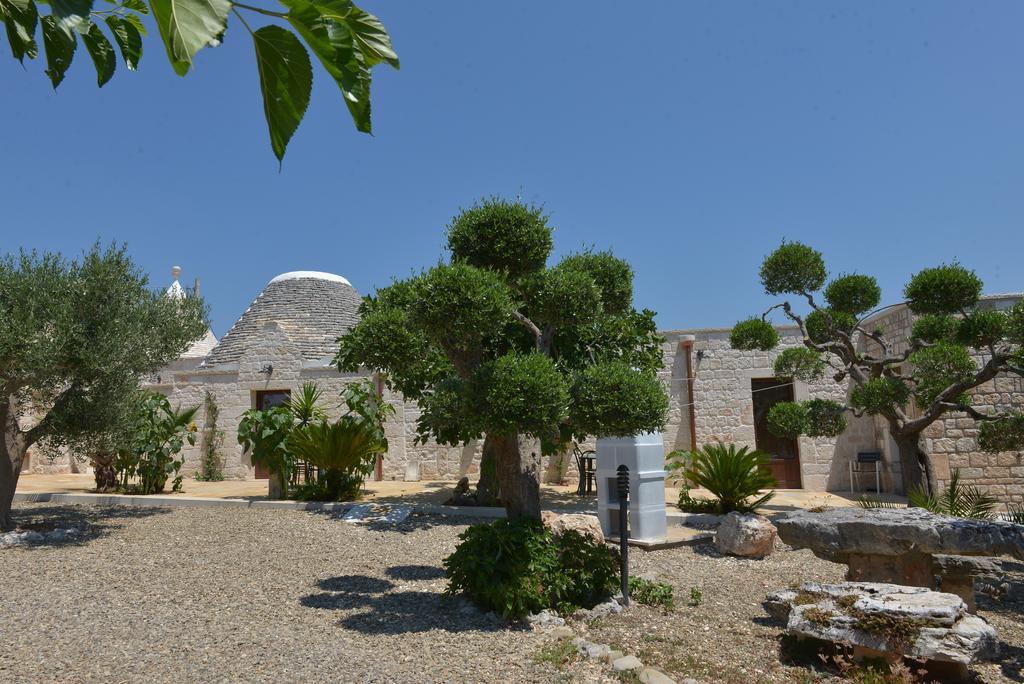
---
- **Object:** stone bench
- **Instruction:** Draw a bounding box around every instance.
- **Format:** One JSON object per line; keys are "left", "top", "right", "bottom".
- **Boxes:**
{"left": 774, "top": 507, "right": 1024, "bottom": 611}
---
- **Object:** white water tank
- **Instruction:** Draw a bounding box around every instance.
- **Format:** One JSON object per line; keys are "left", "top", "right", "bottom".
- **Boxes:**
{"left": 596, "top": 432, "right": 668, "bottom": 543}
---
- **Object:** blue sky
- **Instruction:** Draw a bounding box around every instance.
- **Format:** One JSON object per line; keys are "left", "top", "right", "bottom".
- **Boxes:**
{"left": 2, "top": 1, "right": 1022, "bottom": 336}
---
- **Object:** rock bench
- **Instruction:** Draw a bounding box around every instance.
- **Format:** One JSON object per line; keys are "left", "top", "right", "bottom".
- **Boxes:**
{"left": 774, "top": 507, "right": 1024, "bottom": 611}
{"left": 766, "top": 581, "right": 998, "bottom": 682}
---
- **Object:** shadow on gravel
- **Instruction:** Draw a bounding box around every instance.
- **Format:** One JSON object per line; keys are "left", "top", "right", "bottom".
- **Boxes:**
{"left": 301, "top": 573, "right": 505, "bottom": 634}
{"left": 994, "top": 641, "right": 1024, "bottom": 681}
{"left": 8, "top": 505, "right": 169, "bottom": 548}
{"left": 317, "top": 575, "right": 395, "bottom": 593}
{"left": 386, "top": 564, "right": 447, "bottom": 581}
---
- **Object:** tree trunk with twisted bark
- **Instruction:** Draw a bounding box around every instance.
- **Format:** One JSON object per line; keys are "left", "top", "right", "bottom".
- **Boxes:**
{"left": 91, "top": 453, "right": 118, "bottom": 492}
{"left": 474, "top": 434, "right": 500, "bottom": 506}
{"left": 491, "top": 432, "right": 542, "bottom": 519}
{"left": 1, "top": 399, "right": 27, "bottom": 532}
{"left": 894, "top": 431, "right": 930, "bottom": 496}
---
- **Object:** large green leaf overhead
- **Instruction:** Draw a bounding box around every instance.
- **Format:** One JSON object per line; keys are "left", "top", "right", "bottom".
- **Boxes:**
{"left": 105, "top": 15, "right": 142, "bottom": 70}
{"left": 39, "top": 14, "right": 75, "bottom": 87}
{"left": 252, "top": 24, "right": 312, "bottom": 163}
{"left": 1, "top": 0, "right": 39, "bottom": 62}
{"left": 150, "top": 0, "right": 228, "bottom": 75}
{"left": 79, "top": 21, "right": 116, "bottom": 85}
{"left": 285, "top": 0, "right": 397, "bottom": 133}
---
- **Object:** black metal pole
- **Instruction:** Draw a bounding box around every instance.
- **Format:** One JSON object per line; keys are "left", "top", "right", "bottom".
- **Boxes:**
{"left": 616, "top": 464, "right": 630, "bottom": 606}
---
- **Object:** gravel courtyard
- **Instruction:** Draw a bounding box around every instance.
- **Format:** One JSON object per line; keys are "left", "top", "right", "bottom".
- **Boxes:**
{"left": 2, "top": 503, "right": 1022, "bottom": 683}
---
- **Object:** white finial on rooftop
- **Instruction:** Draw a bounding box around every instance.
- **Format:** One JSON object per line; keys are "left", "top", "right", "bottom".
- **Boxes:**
{"left": 167, "top": 265, "right": 185, "bottom": 299}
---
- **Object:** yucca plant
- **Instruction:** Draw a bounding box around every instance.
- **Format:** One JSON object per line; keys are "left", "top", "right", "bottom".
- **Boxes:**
{"left": 667, "top": 442, "right": 777, "bottom": 513}
{"left": 287, "top": 418, "right": 384, "bottom": 501}
{"left": 283, "top": 382, "right": 328, "bottom": 428}
{"left": 907, "top": 468, "right": 997, "bottom": 520}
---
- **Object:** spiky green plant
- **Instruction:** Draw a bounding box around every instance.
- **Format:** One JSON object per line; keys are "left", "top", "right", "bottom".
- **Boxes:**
{"left": 1004, "top": 503, "right": 1024, "bottom": 524}
{"left": 283, "top": 382, "right": 327, "bottom": 427}
{"left": 906, "top": 469, "right": 997, "bottom": 519}
{"left": 667, "top": 442, "right": 776, "bottom": 513}
{"left": 287, "top": 418, "right": 384, "bottom": 500}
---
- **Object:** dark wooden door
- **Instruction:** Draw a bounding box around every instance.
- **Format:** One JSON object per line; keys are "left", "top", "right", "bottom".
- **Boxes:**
{"left": 252, "top": 390, "right": 290, "bottom": 479}
{"left": 751, "top": 378, "right": 802, "bottom": 488}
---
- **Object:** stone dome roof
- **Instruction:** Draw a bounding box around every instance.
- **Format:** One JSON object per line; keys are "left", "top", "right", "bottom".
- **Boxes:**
{"left": 203, "top": 272, "right": 362, "bottom": 366}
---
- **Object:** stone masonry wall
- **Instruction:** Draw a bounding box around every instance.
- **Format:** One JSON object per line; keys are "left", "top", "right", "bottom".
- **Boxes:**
{"left": 661, "top": 327, "right": 876, "bottom": 491}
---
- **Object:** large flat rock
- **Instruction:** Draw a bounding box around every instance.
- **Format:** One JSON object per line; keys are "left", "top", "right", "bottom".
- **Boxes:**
{"left": 774, "top": 507, "right": 1024, "bottom": 561}
{"left": 767, "top": 582, "right": 998, "bottom": 666}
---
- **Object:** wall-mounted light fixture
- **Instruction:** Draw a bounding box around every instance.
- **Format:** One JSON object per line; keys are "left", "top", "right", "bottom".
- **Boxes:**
{"left": 696, "top": 349, "right": 712, "bottom": 361}
{"left": 260, "top": 364, "right": 274, "bottom": 376}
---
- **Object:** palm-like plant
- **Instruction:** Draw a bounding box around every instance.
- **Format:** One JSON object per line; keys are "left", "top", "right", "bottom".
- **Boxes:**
{"left": 668, "top": 442, "right": 777, "bottom": 513}
{"left": 283, "top": 382, "right": 328, "bottom": 427}
{"left": 287, "top": 417, "right": 384, "bottom": 500}
{"left": 907, "top": 468, "right": 997, "bottom": 519}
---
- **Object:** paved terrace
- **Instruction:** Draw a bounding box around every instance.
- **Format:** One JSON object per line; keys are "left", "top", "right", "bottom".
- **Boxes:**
{"left": 17, "top": 473, "right": 903, "bottom": 513}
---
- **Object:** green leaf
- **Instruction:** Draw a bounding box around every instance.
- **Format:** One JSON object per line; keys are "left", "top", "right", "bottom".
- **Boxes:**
{"left": 121, "top": 10, "right": 146, "bottom": 36}
{"left": 252, "top": 25, "right": 312, "bottom": 163}
{"left": 284, "top": 0, "right": 372, "bottom": 132}
{"left": 149, "top": 0, "right": 228, "bottom": 76}
{"left": 50, "top": 0, "right": 91, "bottom": 35}
{"left": 104, "top": 15, "right": 140, "bottom": 68}
{"left": 1, "top": 0, "right": 39, "bottom": 62}
{"left": 40, "top": 14, "right": 76, "bottom": 87}
{"left": 79, "top": 21, "right": 115, "bottom": 85}
{"left": 120, "top": 0, "right": 147, "bottom": 13}
{"left": 331, "top": 2, "right": 397, "bottom": 68}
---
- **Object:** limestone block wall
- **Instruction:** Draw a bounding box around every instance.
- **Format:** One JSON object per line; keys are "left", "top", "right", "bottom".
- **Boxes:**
{"left": 661, "top": 327, "right": 875, "bottom": 492}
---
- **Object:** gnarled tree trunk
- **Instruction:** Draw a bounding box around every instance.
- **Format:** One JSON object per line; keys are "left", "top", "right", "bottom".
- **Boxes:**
{"left": 91, "top": 453, "right": 118, "bottom": 492}
{"left": 894, "top": 431, "right": 930, "bottom": 496}
{"left": 474, "top": 434, "right": 500, "bottom": 506}
{"left": 1, "top": 400, "right": 28, "bottom": 532}
{"left": 491, "top": 432, "right": 542, "bottom": 519}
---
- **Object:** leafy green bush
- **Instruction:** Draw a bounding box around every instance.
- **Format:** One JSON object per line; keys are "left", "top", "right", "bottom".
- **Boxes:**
{"left": 114, "top": 392, "right": 199, "bottom": 494}
{"left": 628, "top": 576, "right": 674, "bottom": 610}
{"left": 904, "top": 263, "right": 982, "bottom": 315}
{"left": 676, "top": 486, "right": 720, "bottom": 514}
{"left": 773, "top": 347, "right": 825, "bottom": 382}
{"left": 667, "top": 443, "right": 776, "bottom": 513}
{"left": 759, "top": 241, "right": 827, "bottom": 295}
{"left": 444, "top": 518, "right": 619, "bottom": 619}
{"left": 730, "top": 317, "right": 779, "bottom": 351}
{"left": 805, "top": 308, "right": 857, "bottom": 343}
{"left": 569, "top": 360, "right": 667, "bottom": 438}
{"left": 824, "top": 274, "right": 881, "bottom": 315}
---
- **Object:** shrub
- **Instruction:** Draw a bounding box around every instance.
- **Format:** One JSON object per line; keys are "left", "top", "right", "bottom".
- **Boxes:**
{"left": 676, "top": 486, "right": 720, "bottom": 514}
{"left": 570, "top": 360, "right": 667, "bottom": 438}
{"left": 443, "top": 518, "right": 619, "bottom": 619}
{"left": 730, "top": 317, "right": 779, "bottom": 351}
{"left": 667, "top": 443, "right": 776, "bottom": 513}
{"left": 115, "top": 392, "right": 199, "bottom": 494}
{"left": 628, "top": 576, "right": 674, "bottom": 610}
{"left": 824, "top": 274, "right": 881, "bottom": 316}
{"left": 759, "top": 241, "right": 827, "bottom": 295}
{"left": 904, "top": 263, "right": 982, "bottom": 315}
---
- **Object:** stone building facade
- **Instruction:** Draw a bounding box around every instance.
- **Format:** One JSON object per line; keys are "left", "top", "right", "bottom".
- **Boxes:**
{"left": 23, "top": 269, "right": 1023, "bottom": 503}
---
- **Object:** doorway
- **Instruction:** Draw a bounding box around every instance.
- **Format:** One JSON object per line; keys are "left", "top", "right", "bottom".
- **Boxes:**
{"left": 751, "top": 378, "right": 802, "bottom": 488}
{"left": 252, "top": 390, "right": 290, "bottom": 479}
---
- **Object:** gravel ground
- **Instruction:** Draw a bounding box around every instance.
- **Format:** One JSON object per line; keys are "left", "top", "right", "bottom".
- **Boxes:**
{"left": 2, "top": 504, "right": 1021, "bottom": 684}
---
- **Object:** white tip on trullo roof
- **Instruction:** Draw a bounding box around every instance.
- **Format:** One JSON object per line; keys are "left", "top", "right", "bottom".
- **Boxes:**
{"left": 269, "top": 271, "right": 352, "bottom": 286}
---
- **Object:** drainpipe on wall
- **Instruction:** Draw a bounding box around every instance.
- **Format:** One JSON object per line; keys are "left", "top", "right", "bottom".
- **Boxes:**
{"left": 679, "top": 336, "right": 698, "bottom": 452}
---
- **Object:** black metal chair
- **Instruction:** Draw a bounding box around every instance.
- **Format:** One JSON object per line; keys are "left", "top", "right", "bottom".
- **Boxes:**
{"left": 574, "top": 447, "right": 597, "bottom": 495}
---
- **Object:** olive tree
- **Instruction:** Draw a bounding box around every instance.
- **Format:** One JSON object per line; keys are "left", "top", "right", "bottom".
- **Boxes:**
{"left": 0, "top": 244, "right": 208, "bottom": 529}
{"left": 336, "top": 198, "right": 667, "bottom": 519}
{"left": 730, "top": 241, "right": 1024, "bottom": 494}
{"left": 1, "top": 0, "right": 397, "bottom": 163}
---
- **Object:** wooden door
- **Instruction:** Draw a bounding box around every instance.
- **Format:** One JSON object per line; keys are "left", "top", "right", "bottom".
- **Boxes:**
{"left": 252, "top": 390, "right": 290, "bottom": 479}
{"left": 751, "top": 378, "right": 802, "bottom": 488}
